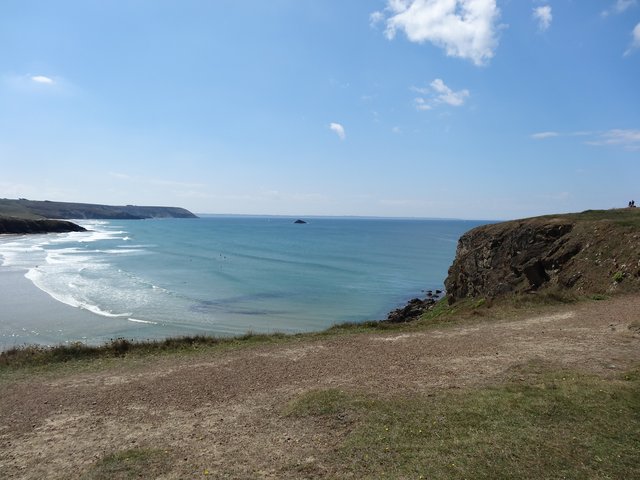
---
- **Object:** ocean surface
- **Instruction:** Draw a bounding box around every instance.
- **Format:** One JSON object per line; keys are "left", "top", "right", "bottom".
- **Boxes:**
{"left": 0, "top": 216, "right": 486, "bottom": 347}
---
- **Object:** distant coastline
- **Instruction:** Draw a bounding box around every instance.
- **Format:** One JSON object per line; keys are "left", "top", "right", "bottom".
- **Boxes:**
{"left": 0, "top": 198, "right": 197, "bottom": 221}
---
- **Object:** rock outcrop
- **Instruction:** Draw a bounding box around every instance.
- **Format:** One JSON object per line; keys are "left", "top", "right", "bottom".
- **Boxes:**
{"left": 0, "top": 217, "right": 87, "bottom": 234}
{"left": 445, "top": 209, "right": 640, "bottom": 303}
{"left": 386, "top": 290, "right": 444, "bottom": 323}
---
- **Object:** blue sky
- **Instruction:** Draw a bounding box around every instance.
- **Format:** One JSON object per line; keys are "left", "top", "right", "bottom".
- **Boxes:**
{"left": 1, "top": 0, "right": 638, "bottom": 219}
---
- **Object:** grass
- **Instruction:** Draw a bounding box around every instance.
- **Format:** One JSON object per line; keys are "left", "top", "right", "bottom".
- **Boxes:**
{"left": 81, "top": 448, "right": 173, "bottom": 480}
{"left": 285, "top": 364, "right": 640, "bottom": 479}
{"left": 0, "top": 332, "right": 291, "bottom": 370}
{"left": 540, "top": 208, "right": 640, "bottom": 228}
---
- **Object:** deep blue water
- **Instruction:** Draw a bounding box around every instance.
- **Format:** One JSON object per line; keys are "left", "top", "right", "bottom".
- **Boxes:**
{"left": 0, "top": 216, "right": 486, "bottom": 344}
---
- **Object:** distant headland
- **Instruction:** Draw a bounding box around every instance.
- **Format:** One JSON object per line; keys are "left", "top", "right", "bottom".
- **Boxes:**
{"left": 0, "top": 198, "right": 197, "bottom": 234}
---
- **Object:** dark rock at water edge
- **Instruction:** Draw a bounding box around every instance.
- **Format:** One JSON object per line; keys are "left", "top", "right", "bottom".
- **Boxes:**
{"left": 0, "top": 216, "right": 87, "bottom": 234}
{"left": 386, "top": 290, "right": 444, "bottom": 323}
{"left": 294, "top": 219, "right": 307, "bottom": 224}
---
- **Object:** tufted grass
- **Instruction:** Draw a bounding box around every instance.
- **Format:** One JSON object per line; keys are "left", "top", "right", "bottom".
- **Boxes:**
{"left": 285, "top": 364, "right": 640, "bottom": 479}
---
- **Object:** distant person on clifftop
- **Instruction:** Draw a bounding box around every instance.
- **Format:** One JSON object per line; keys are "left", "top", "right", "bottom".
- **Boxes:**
{"left": 629, "top": 200, "right": 636, "bottom": 208}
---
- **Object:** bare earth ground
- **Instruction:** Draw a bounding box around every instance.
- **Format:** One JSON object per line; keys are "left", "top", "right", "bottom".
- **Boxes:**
{"left": 1, "top": 295, "right": 639, "bottom": 479}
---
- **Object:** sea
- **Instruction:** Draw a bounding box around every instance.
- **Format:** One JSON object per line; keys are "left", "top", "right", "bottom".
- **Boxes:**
{"left": 0, "top": 216, "right": 486, "bottom": 347}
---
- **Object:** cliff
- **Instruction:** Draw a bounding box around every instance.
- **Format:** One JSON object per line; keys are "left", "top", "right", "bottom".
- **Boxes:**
{"left": 445, "top": 209, "right": 640, "bottom": 303}
{"left": 0, "top": 199, "right": 197, "bottom": 220}
{"left": 0, "top": 216, "right": 87, "bottom": 234}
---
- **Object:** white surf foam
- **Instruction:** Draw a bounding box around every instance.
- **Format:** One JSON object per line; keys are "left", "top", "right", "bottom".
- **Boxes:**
{"left": 128, "top": 318, "right": 158, "bottom": 325}
{"left": 25, "top": 267, "right": 133, "bottom": 318}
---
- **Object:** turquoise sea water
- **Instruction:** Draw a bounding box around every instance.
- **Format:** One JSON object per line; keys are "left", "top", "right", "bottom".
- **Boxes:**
{"left": 0, "top": 216, "right": 485, "bottom": 346}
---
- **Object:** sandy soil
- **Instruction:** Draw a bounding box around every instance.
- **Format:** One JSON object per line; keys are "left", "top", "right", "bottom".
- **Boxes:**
{"left": 1, "top": 296, "right": 639, "bottom": 479}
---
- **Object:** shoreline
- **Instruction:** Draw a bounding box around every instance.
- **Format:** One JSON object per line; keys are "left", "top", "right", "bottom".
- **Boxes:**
{"left": 0, "top": 263, "right": 436, "bottom": 354}
{"left": 0, "top": 267, "right": 180, "bottom": 351}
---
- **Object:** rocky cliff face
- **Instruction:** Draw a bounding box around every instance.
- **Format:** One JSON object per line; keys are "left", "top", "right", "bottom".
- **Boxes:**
{"left": 445, "top": 210, "right": 640, "bottom": 303}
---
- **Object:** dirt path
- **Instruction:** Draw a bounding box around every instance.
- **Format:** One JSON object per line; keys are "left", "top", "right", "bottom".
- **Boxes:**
{"left": 1, "top": 296, "right": 639, "bottom": 479}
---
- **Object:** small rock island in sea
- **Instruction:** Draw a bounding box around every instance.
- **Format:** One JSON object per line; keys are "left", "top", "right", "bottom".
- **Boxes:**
{"left": 294, "top": 219, "right": 307, "bottom": 224}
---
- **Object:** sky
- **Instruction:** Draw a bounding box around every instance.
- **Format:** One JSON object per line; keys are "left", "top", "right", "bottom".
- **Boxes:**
{"left": 1, "top": 0, "right": 638, "bottom": 220}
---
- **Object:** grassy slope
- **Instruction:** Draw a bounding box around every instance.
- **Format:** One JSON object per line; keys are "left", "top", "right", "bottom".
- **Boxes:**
{"left": 0, "top": 198, "right": 197, "bottom": 219}
{"left": 285, "top": 366, "right": 639, "bottom": 479}
{"left": 0, "top": 199, "right": 42, "bottom": 219}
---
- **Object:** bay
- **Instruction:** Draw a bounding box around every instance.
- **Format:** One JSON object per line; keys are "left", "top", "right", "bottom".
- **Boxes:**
{"left": 0, "top": 216, "right": 486, "bottom": 347}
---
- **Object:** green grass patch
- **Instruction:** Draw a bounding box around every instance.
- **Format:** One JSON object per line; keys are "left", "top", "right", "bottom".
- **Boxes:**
{"left": 325, "top": 319, "right": 404, "bottom": 334}
{"left": 418, "top": 296, "right": 459, "bottom": 323}
{"left": 285, "top": 366, "right": 640, "bottom": 479}
{"left": 540, "top": 208, "right": 640, "bottom": 228}
{"left": 590, "top": 294, "right": 610, "bottom": 301}
{"left": 81, "top": 448, "right": 172, "bottom": 480}
{"left": 284, "top": 388, "right": 362, "bottom": 417}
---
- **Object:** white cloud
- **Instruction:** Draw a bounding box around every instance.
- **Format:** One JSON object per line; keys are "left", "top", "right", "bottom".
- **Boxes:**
{"left": 587, "top": 129, "right": 640, "bottom": 150}
{"left": 376, "top": 0, "right": 501, "bottom": 66}
{"left": 329, "top": 122, "right": 346, "bottom": 140}
{"left": 370, "top": 10, "right": 384, "bottom": 27}
{"left": 602, "top": 0, "right": 637, "bottom": 17}
{"left": 2, "top": 73, "right": 67, "bottom": 92}
{"left": 538, "top": 129, "right": 640, "bottom": 150}
{"left": 413, "top": 78, "right": 470, "bottom": 111}
{"left": 624, "top": 22, "right": 640, "bottom": 56}
{"left": 414, "top": 97, "right": 432, "bottom": 111}
{"left": 31, "top": 75, "right": 54, "bottom": 84}
{"left": 109, "top": 172, "right": 132, "bottom": 180}
{"left": 430, "top": 78, "right": 470, "bottom": 106}
{"left": 533, "top": 6, "right": 552, "bottom": 32}
{"left": 531, "top": 131, "right": 559, "bottom": 139}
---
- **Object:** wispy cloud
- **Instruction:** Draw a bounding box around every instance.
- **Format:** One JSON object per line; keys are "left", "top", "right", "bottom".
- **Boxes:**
{"left": 602, "top": 0, "right": 637, "bottom": 17}
{"left": 624, "top": 22, "right": 640, "bottom": 56}
{"left": 31, "top": 75, "right": 54, "bottom": 84}
{"left": 413, "top": 78, "right": 470, "bottom": 111}
{"left": 533, "top": 5, "right": 552, "bottom": 32}
{"left": 108, "top": 172, "right": 132, "bottom": 180}
{"left": 531, "top": 131, "right": 559, "bottom": 139}
{"left": 532, "top": 129, "right": 640, "bottom": 150}
{"left": 369, "top": 10, "right": 384, "bottom": 27}
{"left": 587, "top": 129, "right": 640, "bottom": 150}
{"left": 372, "top": 0, "right": 501, "bottom": 66}
{"left": 329, "top": 122, "right": 346, "bottom": 140}
{"left": 2, "top": 73, "right": 79, "bottom": 97}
